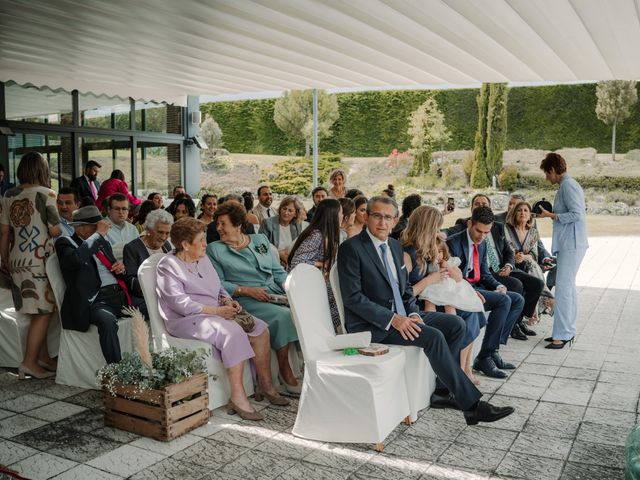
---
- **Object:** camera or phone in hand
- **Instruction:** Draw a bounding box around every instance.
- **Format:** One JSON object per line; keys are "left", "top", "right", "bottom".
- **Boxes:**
{"left": 446, "top": 197, "right": 455, "bottom": 213}
{"left": 541, "top": 256, "right": 557, "bottom": 270}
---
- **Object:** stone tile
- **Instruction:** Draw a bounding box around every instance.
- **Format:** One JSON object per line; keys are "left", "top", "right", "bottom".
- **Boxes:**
{"left": 0, "top": 408, "right": 15, "bottom": 420}
{"left": 526, "top": 353, "right": 569, "bottom": 366}
{"left": 559, "top": 462, "right": 623, "bottom": 480}
{"left": 8, "top": 452, "right": 77, "bottom": 480}
{"left": 0, "top": 393, "right": 55, "bottom": 413}
{"left": 304, "top": 443, "right": 374, "bottom": 473}
{"left": 172, "top": 438, "right": 248, "bottom": 470}
{"left": 209, "top": 423, "right": 277, "bottom": 448}
{"left": 276, "top": 461, "right": 351, "bottom": 480}
{"left": 50, "top": 464, "right": 123, "bottom": 480}
{"left": 384, "top": 432, "right": 451, "bottom": 462}
{"left": 567, "top": 441, "right": 625, "bottom": 470}
{"left": 355, "top": 452, "right": 430, "bottom": 479}
{"left": 510, "top": 432, "right": 573, "bottom": 460}
{"left": 576, "top": 421, "right": 632, "bottom": 447}
{"left": 64, "top": 389, "right": 104, "bottom": 409}
{"left": 37, "top": 384, "right": 86, "bottom": 400}
{"left": 496, "top": 452, "right": 563, "bottom": 480}
{"left": 495, "top": 382, "right": 546, "bottom": 401}
{"left": 456, "top": 426, "right": 517, "bottom": 451}
{"left": 60, "top": 409, "right": 140, "bottom": 444}
{"left": 476, "top": 378, "right": 506, "bottom": 395}
{"left": 24, "top": 401, "right": 87, "bottom": 422}
{"left": 129, "top": 457, "right": 213, "bottom": 480}
{"left": 515, "top": 363, "right": 559, "bottom": 376}
{"left": 251, "top": 407, "right": 298, "bottom": 431}
{"left": 130, "top": 433, "right": 201, "bottom": 456}
{"left": 220, "top": 449, "right": 298, "bottom": 480}
{"left": 189, "top": 415, "right": 235, "bottom": 437}
{"left": 87, "top": 444, "right": 166, "bottom": 477}
{"left": 522, "top": 420, "right": 580, "bottom": 440}
{"left": 422, "top": 464, "right": 490, "bottom": 480}
{"left": 199, "top": 472, "right": 244, "bottom": 480}
{"left": 480, "top": 395, "right": 537, "bottom": 433}
{"left": 0, "top": 414, "right": 47, "bottom": 438}
{"left": 438, "top": 443, "right": 506, "bottom": 472}
{"left": 406, "top": 416, "right": 466, "bottom": 442}
{"left": 590, "top": 382, "right": 640, "bottom": 412}
{"left": 0, "top": 439, "right": 40, "bottom": 465}
{"left": 583, "top": 407, "right": 636, "bottom": 427}
{"left": 555, "top": 366, "right": 599, "bottom": 381}
{"left": 562, "top": 350, "right": 605, "bottom": 369}
{"left": 598, "top": 370, "right": 640, "bottom": 385}
{"left": 541, "top": 378, "right": 595, "bottom": 406}
{"left": 254, "top": 431, "right": 323, "bottom": 460}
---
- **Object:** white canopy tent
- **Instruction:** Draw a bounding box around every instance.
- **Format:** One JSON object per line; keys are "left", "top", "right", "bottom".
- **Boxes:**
{"left": 1, "top": 0, "right": 639, "bottom": 104}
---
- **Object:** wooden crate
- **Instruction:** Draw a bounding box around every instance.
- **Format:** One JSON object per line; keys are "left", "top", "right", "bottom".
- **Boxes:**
{"left": 103, "top": 372, "right": 209, "bottom": 442}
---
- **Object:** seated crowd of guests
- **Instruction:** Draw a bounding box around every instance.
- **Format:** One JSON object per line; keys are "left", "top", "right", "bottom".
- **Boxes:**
{"left": 5, "top": 157, "right": 553, "bottom": 426}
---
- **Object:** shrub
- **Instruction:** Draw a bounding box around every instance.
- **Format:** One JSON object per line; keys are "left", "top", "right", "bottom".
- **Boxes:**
{"left": 261, "top": 153, "right": 346, "bottom": 195}
{"left": 498, "top": 166, "right": 519, "bottom": 192}
{"left": 462, "top": 152, "right": 474, "bottom": 184}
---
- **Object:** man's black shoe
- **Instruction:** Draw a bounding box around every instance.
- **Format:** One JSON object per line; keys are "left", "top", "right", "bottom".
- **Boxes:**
{"left": 430, "top": 392, "right": 461, "bottom": 410}
{"left": 510, "top": 323, "right": 528, "bottom": 340}
{"left": 491, "top": 351, "right": 516, "bottom": 370}
{"left": 519, "top": 321, "right": 537, "bottom": 336}
{"left": 464, "top": 401, "right": 515, "bottom": 425}
{"left": 473, "top": 356, "right": 507, "bottom": 379}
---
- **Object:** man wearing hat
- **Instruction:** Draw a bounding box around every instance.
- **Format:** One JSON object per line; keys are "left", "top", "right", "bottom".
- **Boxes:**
{"left": 55, "top": 206, "right": 140, "bottom": 363}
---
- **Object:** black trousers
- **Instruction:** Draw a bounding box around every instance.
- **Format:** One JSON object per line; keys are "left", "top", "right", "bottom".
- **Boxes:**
{"left": 89, "top": 286, "right": 148, "bottom": 364}
{"left": 380, "top": 311, "right": 482, "bottom": 411}
{"left": 492, "top": 270, "right": 544, "bottom": 318}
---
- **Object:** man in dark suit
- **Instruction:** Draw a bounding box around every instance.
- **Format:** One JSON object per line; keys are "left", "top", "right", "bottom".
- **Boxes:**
{"left": 306, "top": 186, "right": 328, "bottom": 223}
{"left": 55, "top": 206, "right": 139, "bottom": 363}
{"left": 70, "top": 160, "right": 101, "bottom": 204}
{"left": 337, "top": 196, "right": 514, "bottom": 425}
{"left": 446, "top": 194, "right": 543, "bottom": 340}
{"left": 447, "top": 206, "right": 524, "bottom": 379}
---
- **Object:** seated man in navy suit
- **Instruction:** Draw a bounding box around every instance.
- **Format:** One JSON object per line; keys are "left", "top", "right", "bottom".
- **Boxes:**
{"left": 447, "top": 206, "right": 525, "bottom": 379}
{"left": 337, "top": 196, "right": 514, "bottom": 425}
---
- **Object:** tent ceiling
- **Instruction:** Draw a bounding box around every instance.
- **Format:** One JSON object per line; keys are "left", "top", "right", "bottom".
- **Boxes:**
{"left": 1, "top": 0, "right": 639, "bottom": 104}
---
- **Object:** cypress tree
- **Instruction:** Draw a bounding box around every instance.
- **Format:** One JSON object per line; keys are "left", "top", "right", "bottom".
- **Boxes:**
{"left": 471, "top": 84, "right": 491, "bottom": 188}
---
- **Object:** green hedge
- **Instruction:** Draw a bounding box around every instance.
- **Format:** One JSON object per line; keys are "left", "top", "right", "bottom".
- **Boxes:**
{"left": 262, "top": 154, "right": 346, "bottom": 195}
{"left": 519, "top": 175, "right": 640, "bottom": 191}
{"left": 201, "top": 83, "right": 640, "bottom": 156}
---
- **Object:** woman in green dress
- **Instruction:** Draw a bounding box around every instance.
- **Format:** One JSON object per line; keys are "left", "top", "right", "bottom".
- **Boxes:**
{"left": 206, "top": 202, "right": 300, "bottom": 394}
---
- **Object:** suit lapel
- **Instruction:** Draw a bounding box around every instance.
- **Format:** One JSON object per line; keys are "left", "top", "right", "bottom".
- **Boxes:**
{"left": 360, "top": 230, "right": 392, "bottom": 288}
{"left": 389, "top": 241, "right": 405, "bottom": 291}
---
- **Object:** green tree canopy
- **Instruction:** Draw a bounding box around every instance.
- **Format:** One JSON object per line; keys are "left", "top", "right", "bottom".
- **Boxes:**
{"left": 596, "top": 80, "right": 638, "bottom": 160}
{"left": 407, "top": 95, "right": 451, "bottom": 176}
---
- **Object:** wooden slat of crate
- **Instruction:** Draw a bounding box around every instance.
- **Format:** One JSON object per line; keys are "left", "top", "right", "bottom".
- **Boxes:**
{"left": 104, "top": 410, "right": 164, "bottom": 438}
{"left": 167, "top": 394, "right": 208, "bottom": 422}
{"left": 166, "top": 374, "right": 208, "bottom": 403}
{"left": 104, "top": 395, "right": 166, "bottom": 422}
{"left": 166, "top": 409, "right": 210, "bottom": 439}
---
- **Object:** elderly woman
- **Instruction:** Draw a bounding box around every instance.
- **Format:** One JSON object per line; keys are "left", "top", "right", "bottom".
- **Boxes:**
{"left": 0, "top": 152, "right": 60, "bottom": 379}
{"left": 207, "top": 203, "right": 301, "bottom": 395}
{"left": 537, "top": 153, "right": 588, "bottom": 349}
{"left": 504, "top": 201, "right": 553, "bottom": 326}
{"left": 157, "top": 217, "right": 288, "bottom": 421}
{"left": 258, "top": 196, "right": 302, "bottom": 268}
{"left": 327, "top": 169, "right": 347, "bottom": 199}
{"left": 124, "top": 209, "right": 173, "bottom": 297}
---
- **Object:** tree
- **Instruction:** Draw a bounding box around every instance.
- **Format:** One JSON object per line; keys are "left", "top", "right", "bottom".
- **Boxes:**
{"left": 471, "top": 83, "right": 508, "bottom": 188}
{"left": 199, "top": 114, "right": 223, "bottom": 156}
{"left": 273, "top": 90, "right": 339, "bottom": 157}
{"left": 596, "top": 80, "right": 638, "bottom": 160}
{"left": 407, "top": 96, "right": 450, "bottom": 176}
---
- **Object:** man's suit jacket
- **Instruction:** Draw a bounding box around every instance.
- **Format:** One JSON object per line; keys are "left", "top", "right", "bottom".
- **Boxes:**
{"left": 446, "top": 217, "right": 515, "bottom": 268}
{"left": 70, "top": 175, "right": 101, "bottom": 202}
{"left": 258, "top": 216, "right": 302, "bottom": 249}
{"left": 55, "top": 233, "right": 117, "bottom": 332}
{"left": 446, "top": 230, "right": 501, "bottom": 291}
{"left": 337, "top": 230, "right": 420, "bottom": 342}
{"left": 122, "top": 237, "right": 171, "bottom": 296}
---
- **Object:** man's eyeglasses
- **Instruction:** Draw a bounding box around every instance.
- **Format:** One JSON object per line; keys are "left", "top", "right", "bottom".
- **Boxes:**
{"left": 369, "top": 212, "right": 395, "bottom": 222}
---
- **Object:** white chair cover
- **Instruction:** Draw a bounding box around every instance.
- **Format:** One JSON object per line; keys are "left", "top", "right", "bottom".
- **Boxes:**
{"left": 329, "top": 263, "right": 434, "bottom": 422}
{"left": 46, "top": 253, "right": 133, "bottom": 390}
{"left": 286, "top": 264, "right": 410, "bottom": 444}
{"left": 138, "top": 253, "right": 254, "bottom": 411}
{"left": 0, "top": 288, "right": 60, "bottom": 368}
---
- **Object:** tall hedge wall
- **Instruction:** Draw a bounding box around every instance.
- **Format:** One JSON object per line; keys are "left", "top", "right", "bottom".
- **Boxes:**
{"left": 201, "top": 83, "right": 640, "bottom": 156}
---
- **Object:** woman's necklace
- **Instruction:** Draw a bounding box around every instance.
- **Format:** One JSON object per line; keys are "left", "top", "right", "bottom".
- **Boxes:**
{"left": 228, "top": 234, "right": 248, "bottom": 250}
{"left": 177, "top": 252, "right": 203, "bottom": 278}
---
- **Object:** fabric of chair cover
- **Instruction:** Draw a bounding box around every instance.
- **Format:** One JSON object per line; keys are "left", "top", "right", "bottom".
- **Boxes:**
{"left": 286, "top": 264, "right": 410, "bottom": 444}
{"left": 138, "top": 253, "right": 254, "bottom": 411}
{"left": 329, "top": 264, "right": 432, "bottom": 422}
{"left": 0, "top": 288, "right": 60, "bottom": 368}
{"left": 46, "top": 253, "right": 134, "bottom": 390}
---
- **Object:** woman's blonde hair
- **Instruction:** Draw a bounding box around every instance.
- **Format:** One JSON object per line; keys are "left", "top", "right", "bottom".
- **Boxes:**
{"left": 436, "top": 236, "right": 450, "bottom": 261}
{"left": 506, "top": 201, "right": 535, "bottom": 229}
{"left": 328, "top": 169, "right": 346, "bottom": 185}
{"left": 400, "top": 205, "right": 443, "bottom": 275}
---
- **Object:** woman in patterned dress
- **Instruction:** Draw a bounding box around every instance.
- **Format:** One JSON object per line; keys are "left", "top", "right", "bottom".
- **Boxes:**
{"left": 0, "top": 152, "right": 61, "bottom": 379}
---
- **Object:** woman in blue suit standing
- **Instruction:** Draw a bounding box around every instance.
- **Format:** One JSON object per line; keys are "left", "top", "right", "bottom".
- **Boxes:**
{"left": 537, "top": 153, "right": 588, "bottom": 349}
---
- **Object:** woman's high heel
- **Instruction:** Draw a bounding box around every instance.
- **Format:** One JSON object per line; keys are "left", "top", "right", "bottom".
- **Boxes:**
{"left": 18, "top": 364, "right": 55, "bottom": 380}
{"left": 38, "top": 360, "right": 57, "bottom": 372}
{"left": 254, "top": 386, "right": 290, "bottom": 406}
{"left": 544, "top": 337, "right": 574, "bottom": 349}
{"left": 278, "top": 373, "right": 301, "bottom": 395}
{"left": 226, "top": 400, "right": 264, "bottom": 421}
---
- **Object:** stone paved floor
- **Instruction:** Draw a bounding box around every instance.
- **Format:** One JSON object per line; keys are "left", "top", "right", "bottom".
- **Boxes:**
{"left": 1, "top": 236, "right": 638, "bottom": 480}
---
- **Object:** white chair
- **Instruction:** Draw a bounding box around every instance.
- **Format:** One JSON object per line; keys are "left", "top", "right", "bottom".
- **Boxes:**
{"left": 46, "top": 253, "right": 134, "bottom": 389}
{"left": 0, "top": 288, "right": 60, "bottom": 368}
{"left": 285, "top": 264, "right": 410, "bottom": 450}
{"left": 137, "top": 253, "right": 254, "bottom": 411}
{"left": 329, "top": 264, "right": 433, "bottom": 422}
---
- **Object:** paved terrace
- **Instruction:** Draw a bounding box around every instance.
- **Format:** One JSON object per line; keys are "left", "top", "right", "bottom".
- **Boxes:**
{"left": 1, "top": 236, "right": 638, "bottom": 480}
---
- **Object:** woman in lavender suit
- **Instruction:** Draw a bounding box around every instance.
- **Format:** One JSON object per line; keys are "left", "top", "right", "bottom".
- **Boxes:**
{"left": 156, "top": 217, "right": 289, "bottom": 421}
